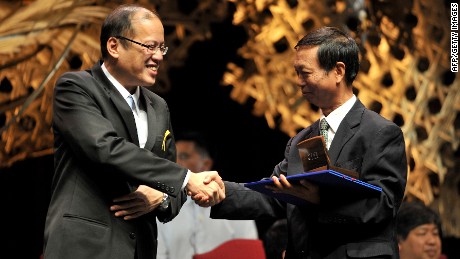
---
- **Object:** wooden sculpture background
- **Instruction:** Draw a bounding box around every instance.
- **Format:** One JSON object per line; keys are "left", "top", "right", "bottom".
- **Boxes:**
{"left": 0, "top": 0, "right": 459, "bottom": 237}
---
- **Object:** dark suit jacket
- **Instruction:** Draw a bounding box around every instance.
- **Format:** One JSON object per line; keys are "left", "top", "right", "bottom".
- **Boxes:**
{"left": 43, "top": 62, "right": 188, "bottom": 259}
{"left": 211, "top": 99, "right": 407, "bottom": 259}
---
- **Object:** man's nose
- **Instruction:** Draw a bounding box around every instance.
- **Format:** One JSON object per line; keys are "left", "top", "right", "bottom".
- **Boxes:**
{"left": 426, "top": 233, "right": 439, "bottom": 244}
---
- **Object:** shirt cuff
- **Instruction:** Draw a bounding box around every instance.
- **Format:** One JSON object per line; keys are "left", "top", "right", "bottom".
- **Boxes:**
{"left": 181, "top": 170, "right": 192, "bottom": 191}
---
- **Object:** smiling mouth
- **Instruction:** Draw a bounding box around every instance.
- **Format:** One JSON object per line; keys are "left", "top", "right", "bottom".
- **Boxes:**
{"left": 146, "top": 64, "right": 158, "bottom": 71}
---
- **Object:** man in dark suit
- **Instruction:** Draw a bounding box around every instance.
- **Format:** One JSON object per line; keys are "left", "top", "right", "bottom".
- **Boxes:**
{"left": 200, "top": 27, "right": 407, "bottom": 258}
{"left": 43, "top": 4, "right": 224, "bottom": 259}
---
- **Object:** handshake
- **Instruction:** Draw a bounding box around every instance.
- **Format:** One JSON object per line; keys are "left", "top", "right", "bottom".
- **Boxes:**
{"left": 186, "top": 171, "right": 225, "bottom": 207}
{"left": 111, "top": 171, "right": 225, "bottom": 220}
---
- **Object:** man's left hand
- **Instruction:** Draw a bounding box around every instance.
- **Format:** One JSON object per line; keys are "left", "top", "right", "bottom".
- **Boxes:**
{"left": 110, "top": 185, "right": 163, "bottom": 220}
{"left": 266, "top": 174, "right": 320, "bottom": 204}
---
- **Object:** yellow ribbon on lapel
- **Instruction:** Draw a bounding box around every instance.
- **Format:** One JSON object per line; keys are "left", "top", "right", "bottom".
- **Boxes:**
{"left": 162, "top": 130, "right": 170, "bottom": 151}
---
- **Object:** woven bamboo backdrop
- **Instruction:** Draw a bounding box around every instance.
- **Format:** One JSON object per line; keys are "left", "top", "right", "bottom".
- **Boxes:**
{"left": 0, "top": 0, "right": 459, "bottom": 237}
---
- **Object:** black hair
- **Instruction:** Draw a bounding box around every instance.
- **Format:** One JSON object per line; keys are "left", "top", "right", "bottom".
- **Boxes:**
{"left": 396, "top": 201, "right": 442, "bottom": 241}
{"left": 263, "top": 219, "right": 288, "bottom": 259}
{"left": 295, "top": 27, "right": 360, "bottom": 86}
{"left": 175, "top": 131, "right": 211, "bottom": 159}
{"left": 100, "top": 4, "right": 161, "bottom": 59}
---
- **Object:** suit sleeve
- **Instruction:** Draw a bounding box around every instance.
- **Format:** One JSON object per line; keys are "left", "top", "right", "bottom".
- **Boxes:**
{"left": 210, "top": 138, "right": 295, "bottom": 220}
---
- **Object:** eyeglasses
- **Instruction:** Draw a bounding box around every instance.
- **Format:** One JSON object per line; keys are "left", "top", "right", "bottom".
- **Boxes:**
{"left": 115, "top": 36, "right": 168, "bottom": 55}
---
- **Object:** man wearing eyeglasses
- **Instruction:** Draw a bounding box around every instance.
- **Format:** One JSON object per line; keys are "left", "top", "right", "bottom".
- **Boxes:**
{"left": 43, "top": 4, "right": 224, "bottom": 259}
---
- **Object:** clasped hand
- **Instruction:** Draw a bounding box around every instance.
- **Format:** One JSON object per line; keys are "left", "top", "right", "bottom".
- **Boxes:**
{"left": 266, "top": 174, "right": 320, "bottom": 204}
{"left": 110, "top": 171, "right": 225, "bottom": 219}
{"left": 187, "top": 171, "right": 225, "bottom": 207}
{"left": 110, "top": 185, "right": 163, "bottom": 220}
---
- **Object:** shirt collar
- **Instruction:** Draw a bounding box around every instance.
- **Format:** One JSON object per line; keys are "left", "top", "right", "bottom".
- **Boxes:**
{"left": 320, "top": 94, "right": 356, "bottom": 133}
{"left": 101, "top": 63, "right": 140, "bottom": 110}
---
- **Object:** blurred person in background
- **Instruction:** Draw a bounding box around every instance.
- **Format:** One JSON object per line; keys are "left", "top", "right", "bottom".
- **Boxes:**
{"left": 156, "top": 132, "right": 258, "bottom": 259}
{"left": 397, "top": 201, "right": 446, "bottom": 259}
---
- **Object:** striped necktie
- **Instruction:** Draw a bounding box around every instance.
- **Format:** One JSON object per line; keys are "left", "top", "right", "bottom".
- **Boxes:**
{"left": 320, "top": 118, "right": 329, "bottom": 147}
{"left": 127, "top": 95, "right": 136, "bottom": 114}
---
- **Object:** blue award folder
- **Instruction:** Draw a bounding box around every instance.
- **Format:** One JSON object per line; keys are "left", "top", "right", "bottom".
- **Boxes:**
{"left": 243, "top": 136, "right": 382, "bottom": 205}
{"left": 244, "top": 169, "right": 382, "bottom": 205}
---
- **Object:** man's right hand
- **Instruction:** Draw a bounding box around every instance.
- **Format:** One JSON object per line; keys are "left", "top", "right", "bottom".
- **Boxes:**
{"left": 186, "top": 171, "right": 225, "bottom": 207}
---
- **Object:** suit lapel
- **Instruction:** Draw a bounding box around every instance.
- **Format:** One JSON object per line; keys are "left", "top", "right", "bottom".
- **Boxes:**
{"left": 141, "top": 88, "right": 158, "bottom": 151}
{"left": 288, "top": 126, "right": 316, "bottom": 175}
{"left": 309, "top": 121, "right": 320, "bottom": 139}
{"left": 111, "top": 92, "right": 140, "bottom": 146}
{"left": 289, "top": 99, "right": 365, "bottom": 173}
{"left": 328, "top": 99, "right": 365, "bottom": 164}
{"left": 92, "top": 62, "right": 139, "bottom": 146}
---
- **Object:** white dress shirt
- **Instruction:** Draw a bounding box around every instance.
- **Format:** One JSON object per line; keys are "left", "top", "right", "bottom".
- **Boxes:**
{"left": 101, "top": 63, "right": 148, "bottom": 148}
{"left": 156, "top": 199, "right": 259, "bottom": 259}
{"left": 319, "top": 95, "right": 357, "bottom": 149}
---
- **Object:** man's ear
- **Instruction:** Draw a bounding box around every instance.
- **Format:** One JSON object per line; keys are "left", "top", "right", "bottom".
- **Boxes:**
{"left": 335, "top": 61, "right": 346, "bottom": 84}
{"left": 107, "top": 37, "right": 120, "bottom": 58}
